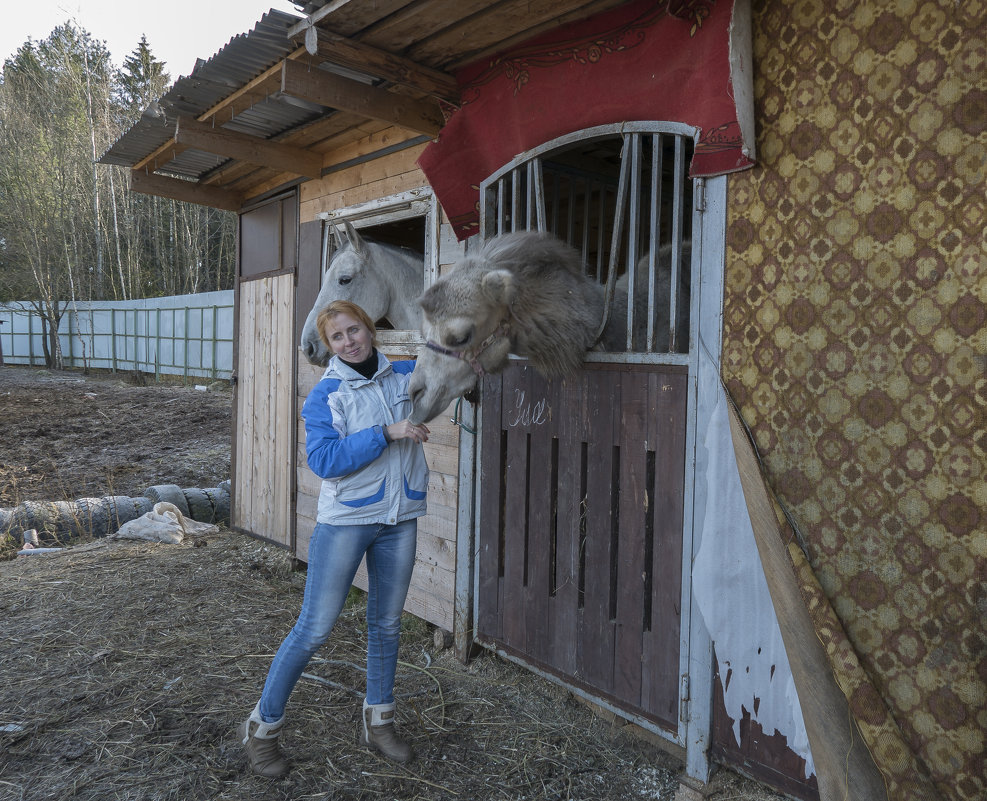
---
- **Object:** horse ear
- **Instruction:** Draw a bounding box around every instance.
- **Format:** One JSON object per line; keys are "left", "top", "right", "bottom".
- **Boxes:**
{"left": 328, "top": 223, "right": 343, "bottom": 250}
{"left": 343, "top": 220, "right": 366, "bottom": 256}
{"left": 481, "top": 269, "right": 516, "bottom": 306}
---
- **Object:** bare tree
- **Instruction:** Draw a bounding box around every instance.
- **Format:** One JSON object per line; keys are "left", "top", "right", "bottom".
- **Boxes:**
{"left": 0, "top": 21, "right": 237, "bottom": 339}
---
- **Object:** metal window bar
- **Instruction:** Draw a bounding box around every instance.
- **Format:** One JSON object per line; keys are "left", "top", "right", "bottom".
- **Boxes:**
{"left": 624, "top": 133, "right": 643, "bottom": 352}
{"left": 530, "top": 159, "right": 546, "bottom": 232}
{"left": 668, "top": 136, "right": 687, "bottom": 354}
{"left": 646, "top": 134, "right": 664, "bottom": 352}
{"left": 511, "top": 168, "right": 522, "bottom": 232}
{"left": 596, "top": 133, "right": 632, "bottom": 345}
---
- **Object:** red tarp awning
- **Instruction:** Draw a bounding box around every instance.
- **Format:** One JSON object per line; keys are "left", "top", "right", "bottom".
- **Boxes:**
{"left": 418, "top": 0, "right": 755, "bottom": 240}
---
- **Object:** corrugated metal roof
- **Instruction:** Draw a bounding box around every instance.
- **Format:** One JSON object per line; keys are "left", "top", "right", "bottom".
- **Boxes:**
{"left": 100, "top": 0, "right": 633, "bottom": 203}
{"left": 99, "top": 9, "right": 312, "bottom": 179}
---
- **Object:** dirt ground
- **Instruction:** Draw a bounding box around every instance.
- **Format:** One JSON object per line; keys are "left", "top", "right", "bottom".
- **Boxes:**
{"left": 0, "top": 365, "right": 231, "bottom": 512}
{"left": 0, "top": 365, "right": 786, "bottom": 801}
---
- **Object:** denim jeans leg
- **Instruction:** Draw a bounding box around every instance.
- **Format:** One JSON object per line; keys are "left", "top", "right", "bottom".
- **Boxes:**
{"left": 365, "top": 519, "right": 418, "bottom": 705}
{"left": 258, "top": 522, "right": 373, "bottom": 722}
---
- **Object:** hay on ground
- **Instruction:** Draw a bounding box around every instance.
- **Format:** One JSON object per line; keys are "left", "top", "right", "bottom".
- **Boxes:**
{"left": 0, "top": 529, "right": 785, "bottom": 801}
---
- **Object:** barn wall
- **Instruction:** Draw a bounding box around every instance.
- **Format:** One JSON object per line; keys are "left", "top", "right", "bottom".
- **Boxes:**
{"left": 722, "top": 4, "right": 985, "bottom": 801}
{"left": 293, "top": 131, "right": 463, "bottom": 632}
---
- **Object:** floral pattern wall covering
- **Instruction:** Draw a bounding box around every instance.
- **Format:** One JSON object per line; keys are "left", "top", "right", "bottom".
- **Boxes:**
{"left": 724, "top": 2, "right": 985, "bottom": 800}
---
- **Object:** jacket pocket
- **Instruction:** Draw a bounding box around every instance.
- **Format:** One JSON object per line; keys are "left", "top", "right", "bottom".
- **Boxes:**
{"left": 403, "top": 473, "right": 428, "bottom": 502}
{"left": 337, "top": 475, "right": 386, "bottom": 508}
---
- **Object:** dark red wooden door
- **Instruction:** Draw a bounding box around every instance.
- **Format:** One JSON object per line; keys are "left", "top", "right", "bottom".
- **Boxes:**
{"left": 477, "top": 360, "right": 687, "bottom": 731}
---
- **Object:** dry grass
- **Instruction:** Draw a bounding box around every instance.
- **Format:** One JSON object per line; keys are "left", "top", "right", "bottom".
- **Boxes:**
{"left": 0, "top": 530, "right": 785, "bottom": 801}
{"left": 0, "top": 365, "right": 786, "bottom": 801}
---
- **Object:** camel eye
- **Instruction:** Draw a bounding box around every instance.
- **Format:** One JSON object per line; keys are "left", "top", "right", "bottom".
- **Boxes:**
{"left": 447, "top": 330, "right": 472, "bottom": 348}
{"left": 338, "top": 275, "right": 352, "bottom": 286}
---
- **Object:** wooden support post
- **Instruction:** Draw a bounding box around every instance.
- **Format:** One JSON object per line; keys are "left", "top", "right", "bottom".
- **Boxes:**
{"left": 726, "top": 403, "right": 889, "bottom": 801}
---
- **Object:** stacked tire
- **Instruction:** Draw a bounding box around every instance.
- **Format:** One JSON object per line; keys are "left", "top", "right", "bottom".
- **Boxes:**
{"left": 2, "top": 480, "right": 231, "bottom": 546}
{"left": 142, "top": 482, "right": 230, "bottom": 525}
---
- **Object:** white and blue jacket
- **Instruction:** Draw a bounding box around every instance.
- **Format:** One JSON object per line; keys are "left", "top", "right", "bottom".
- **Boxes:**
{"left": 302, "top": 353, "right": 428, "bottom": 526}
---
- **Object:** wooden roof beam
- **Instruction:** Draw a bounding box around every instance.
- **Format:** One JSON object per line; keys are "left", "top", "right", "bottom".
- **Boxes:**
{"left": 281, "top": 59, "right": 444, "bottom": 137}
{"left": 130, "top": 169, "right": 244, "bottom": 211}
{"left": 174, "top": 116, "right": 323, "bottom": 179}
{"left": 133, "top": 54, "right": 301, "bottom": 174}
{"left": 293, "top": 26, "right": 459, "bottom": 104}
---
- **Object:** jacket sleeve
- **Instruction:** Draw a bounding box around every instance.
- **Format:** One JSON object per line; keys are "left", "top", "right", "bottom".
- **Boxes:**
{"left": 302, "top": 379, "right": 389, "bottom": 479}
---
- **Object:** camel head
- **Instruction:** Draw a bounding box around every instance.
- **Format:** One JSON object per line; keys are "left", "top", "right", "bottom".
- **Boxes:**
{"left": 407, "top": 256, "right": 517, "bottom": 424}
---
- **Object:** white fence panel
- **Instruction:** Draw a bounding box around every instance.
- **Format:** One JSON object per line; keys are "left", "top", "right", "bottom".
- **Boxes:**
{"left": 0, "top": 291, "right": 234, "bottom": 380}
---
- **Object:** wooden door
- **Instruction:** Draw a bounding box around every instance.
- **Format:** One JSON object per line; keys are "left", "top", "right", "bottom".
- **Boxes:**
{"left": 231, "top": 194, "right": 296, "bottom": 546}
{"left": 473, "top": 126, "right": 695, "bottom": 732}
{"left": 476, "top": 361, "right": 688, "bottom": 731}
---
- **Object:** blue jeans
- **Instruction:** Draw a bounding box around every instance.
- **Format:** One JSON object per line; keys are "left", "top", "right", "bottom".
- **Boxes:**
{"left": 258, "top": 519, "right": 418, "bottom": 723}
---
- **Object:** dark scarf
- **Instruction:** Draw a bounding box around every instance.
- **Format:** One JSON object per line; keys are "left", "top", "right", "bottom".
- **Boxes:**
{"left": 341, "top": 348, "right": 379, "bottom": 379}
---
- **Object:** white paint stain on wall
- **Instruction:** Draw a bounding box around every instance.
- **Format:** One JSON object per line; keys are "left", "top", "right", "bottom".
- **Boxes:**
{"left": 692, "top": 351, "right": 815, "bottom": 777}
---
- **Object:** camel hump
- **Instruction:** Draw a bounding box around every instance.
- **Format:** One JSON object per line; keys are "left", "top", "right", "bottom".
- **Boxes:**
{"left": 480, "top": 230, "right": 585, "bottom": 279}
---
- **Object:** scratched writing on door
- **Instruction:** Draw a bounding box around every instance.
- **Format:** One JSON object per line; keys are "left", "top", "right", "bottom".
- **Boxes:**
{"left": 508, "top": 389, "right": 551, "bottom": 427}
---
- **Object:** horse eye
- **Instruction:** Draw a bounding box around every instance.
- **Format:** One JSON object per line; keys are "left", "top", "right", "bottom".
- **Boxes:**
{"left": 447, "top": 331, "right": 471, "bottom": 348}
{"left": 338, "top": 275, "right": 352, "bottom": 285}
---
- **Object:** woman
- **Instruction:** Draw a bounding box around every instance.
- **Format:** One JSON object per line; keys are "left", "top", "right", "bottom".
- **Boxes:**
{"left": 239, "top": 300, "right": 430, "bottom": 778}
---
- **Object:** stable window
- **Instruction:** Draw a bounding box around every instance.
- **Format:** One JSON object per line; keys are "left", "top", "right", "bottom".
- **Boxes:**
{"left": 480, "top": 123, "right": 696, "bottom": 360}
{"left": 315, "top": 189, "right": 439, "bottom": 355}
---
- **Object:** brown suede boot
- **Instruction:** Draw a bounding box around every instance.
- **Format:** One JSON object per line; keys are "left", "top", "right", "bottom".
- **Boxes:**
{"left": 360, "top": 700, "right": 413, "bottom": 763}
{"left": 239, "top": 703, "right": 289, "bottom": 778}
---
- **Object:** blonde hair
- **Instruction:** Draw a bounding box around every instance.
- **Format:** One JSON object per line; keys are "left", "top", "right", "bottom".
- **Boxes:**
{"left": 316, "top": 300, "right": 378, "bottom": 349}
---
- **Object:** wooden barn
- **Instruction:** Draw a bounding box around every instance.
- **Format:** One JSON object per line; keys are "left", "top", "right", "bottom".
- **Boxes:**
{"left": 99, "top": 2, "right": 985, "bottom": 800}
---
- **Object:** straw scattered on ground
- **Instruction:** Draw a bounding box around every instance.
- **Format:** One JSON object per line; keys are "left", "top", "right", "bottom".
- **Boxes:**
{"left": 0, "top": 366, "right": 786, "bottom": 801}
{"left": 0, "top": 532, "right": 785, "bottom": 801}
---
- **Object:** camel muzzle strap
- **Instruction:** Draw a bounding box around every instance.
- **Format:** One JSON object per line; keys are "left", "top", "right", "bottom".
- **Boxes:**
{"left": 424, "top": 322, "right": 510, "bottom": 378}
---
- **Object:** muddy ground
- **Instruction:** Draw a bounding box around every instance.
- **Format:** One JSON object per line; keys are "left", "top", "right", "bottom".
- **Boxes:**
{"left": 0, "top": 365, "right": 785, "bottom": 801}
{"left": 0, "top": 366, "right": 231, "bottom": 511}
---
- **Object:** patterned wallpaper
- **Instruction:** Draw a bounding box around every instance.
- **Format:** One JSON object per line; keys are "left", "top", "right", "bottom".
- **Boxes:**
{"left": 723, "top": 2, "right": 985, "bottom": 800}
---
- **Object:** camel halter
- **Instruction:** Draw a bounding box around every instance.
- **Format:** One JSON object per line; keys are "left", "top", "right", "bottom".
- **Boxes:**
{"left": 424, "top": 322, "right": 510, "bottom": 378}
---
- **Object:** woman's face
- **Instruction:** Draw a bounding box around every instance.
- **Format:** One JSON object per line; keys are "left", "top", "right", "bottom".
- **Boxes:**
{"left": 324, "top": 312, "right": 373, "bottom": 363}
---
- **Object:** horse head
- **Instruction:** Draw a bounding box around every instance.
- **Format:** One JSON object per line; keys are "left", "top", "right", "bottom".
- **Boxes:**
{"left": 300, "top": 221, "right": 425, "bottom": 366}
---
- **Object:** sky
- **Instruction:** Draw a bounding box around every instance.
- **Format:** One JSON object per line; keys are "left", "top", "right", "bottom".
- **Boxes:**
{"left": 2, "top": 1, "right": 303, "bottom": 79}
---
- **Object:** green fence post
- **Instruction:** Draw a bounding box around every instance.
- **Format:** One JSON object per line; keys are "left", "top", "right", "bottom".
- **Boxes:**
{"left": 154, "top": 308, "right": 160, "bottom": 382}
{"left": 133, "top": 309, "right": 139, "bottom": 375}
{"left": 183, "top": 307, "right": 190, "bottom": 384}
{"left": 212, "top": 306, "right": 219, "bottom": 380}
{"left": 111, "top": 309, "right": 117, "bottom": 373}
{"left": 66, "top": 309, "right": 74, "bottom": 367}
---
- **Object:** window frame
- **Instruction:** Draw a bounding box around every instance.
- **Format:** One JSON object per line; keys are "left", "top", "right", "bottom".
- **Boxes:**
{"left": 479, "top": 122, "right": 699, "bottom": 366}
{"left": 315, "top": 188, "right": 439, "bottom": 355}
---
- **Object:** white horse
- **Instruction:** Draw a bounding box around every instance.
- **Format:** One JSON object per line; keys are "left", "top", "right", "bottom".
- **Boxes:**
{"left": 299, "top": 221, "right": 424, "bottom": 365}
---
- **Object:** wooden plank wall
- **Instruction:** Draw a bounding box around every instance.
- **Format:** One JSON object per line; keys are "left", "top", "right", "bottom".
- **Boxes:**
{"left": 294, "top": 129, "right": 464, "bottom": 632}
{"left": 299, "top": 128, "right": 429, "bottom": 219}
{"left": 232, "top": 273, "right": 294, "bottom": 544}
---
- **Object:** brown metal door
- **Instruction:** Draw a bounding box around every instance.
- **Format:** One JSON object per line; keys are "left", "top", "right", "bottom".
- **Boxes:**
{"left": 477, "top": 360, "right": 687, "bottom": 731}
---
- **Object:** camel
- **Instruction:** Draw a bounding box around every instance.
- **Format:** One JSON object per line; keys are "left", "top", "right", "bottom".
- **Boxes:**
{"left": 407, "top": 230, "right": 689, "bottom": 424}
{"left": 299, "top": 221, "right": 424, "bottom": 366}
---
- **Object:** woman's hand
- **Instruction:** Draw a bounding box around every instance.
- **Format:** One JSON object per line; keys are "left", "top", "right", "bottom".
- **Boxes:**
{"left": 386, "top": 419, "right": 430, "bottom": 444}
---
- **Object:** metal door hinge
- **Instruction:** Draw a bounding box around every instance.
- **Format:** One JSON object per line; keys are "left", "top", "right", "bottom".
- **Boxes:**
{"left": 695, "top": 178, "right": 707, "bottom": 213}
{"left": 680, "top": 673, "right": 691, "bottom": 722}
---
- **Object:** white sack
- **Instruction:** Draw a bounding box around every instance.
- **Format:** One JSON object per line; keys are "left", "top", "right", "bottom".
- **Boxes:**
{"left": 111, "top": 502, "right": 218, "bottom": 544}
